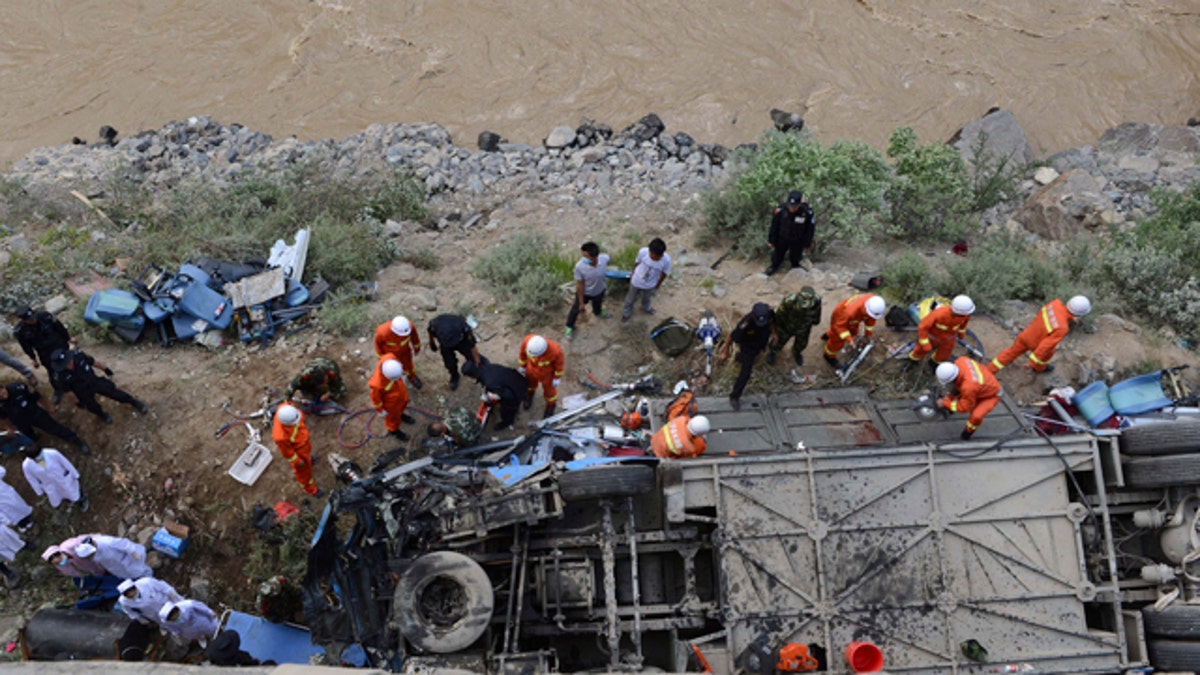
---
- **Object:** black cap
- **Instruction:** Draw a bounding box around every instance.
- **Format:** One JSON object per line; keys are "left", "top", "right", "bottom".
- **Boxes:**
{"left": 752, "top": 302, "right": 772, "bottom": 327}
{"left": 49, "top": 349, "right": 69, "bottom": 371}
{"left": 787, "top": 190, "right": 803, "bottom": 206}
{"left": 14, "top": 305, "right": 33, "bottom": 320}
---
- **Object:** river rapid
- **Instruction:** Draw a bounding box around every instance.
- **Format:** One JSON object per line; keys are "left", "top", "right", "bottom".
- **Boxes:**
{"left": 2, "top": 1, "right": 1198, "bottom": 166}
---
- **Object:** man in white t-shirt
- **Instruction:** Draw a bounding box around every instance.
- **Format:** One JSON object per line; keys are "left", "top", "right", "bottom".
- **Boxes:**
{"left": 565, "top": 241, "right": 611, "bottom": 340}
{"left": 622, "top": 238, "right": 671, "bottom": 322}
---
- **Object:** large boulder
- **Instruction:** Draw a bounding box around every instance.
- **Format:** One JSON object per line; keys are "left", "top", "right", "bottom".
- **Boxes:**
{"left": 949, "top": 107, "right": 1033, "bottom": 171}
{"left": 1097, "top": 122, "right": 1200, "bottom": 158}
{"left": 1016, "top": 169, "right": 1110, "bottom": 239}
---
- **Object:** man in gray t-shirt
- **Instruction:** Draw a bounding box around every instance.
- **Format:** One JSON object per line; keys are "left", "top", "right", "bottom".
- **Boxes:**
{"left": 566, "top": 242, "right": 610, "bottom": 340}
{"left": 622, "top": 237, "right": 671, "bottom": 322}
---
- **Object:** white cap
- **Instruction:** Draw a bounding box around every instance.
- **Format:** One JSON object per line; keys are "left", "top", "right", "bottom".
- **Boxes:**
{"left": 936, "top": 362, "right": 960, "bottom": 384}
{"left": 391, "top": 316, "right": 412, "bottom": 336}
{"left": 75, "top": 543, "right": 97, "bottom": 558}
{"left": 950, "top": 295, "right": 976, "bottom": 316}
{"left": 527, "top": 335, "right": 548, "bottom": 357}
{"left": 1066, "top": 295, "right": 1091, "bottom": 317}
{"left": 118, "top": 579, "right": 137, "bottom": 594}
{"left": 865, "top": 296, "right": 886, "bottom": 319}
{"left": 687, "top": 416, "right": 711, "bottom": 436}
{"left": 159, "top": 602, "right": 180, "bottom": 623}
{"left": 381, "top": 359, "right": 404, "bottom": 381}
{"left": 276, "top": 404, "right": 301, "bottom": 426}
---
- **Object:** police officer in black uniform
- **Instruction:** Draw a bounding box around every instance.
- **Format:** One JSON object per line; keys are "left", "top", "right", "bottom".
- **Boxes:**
{"left": 461, "top": 360, "right": 526, "bottom": 431}
{"left": 722, "top": 303, "right": 776, "bottom": 411}
{"left": 0, "top": 381, "right": 91, "bottom": 455}
{"left": 13, "top": 304, "right": 74, "bottom": 377}
{"left": 428, "top": 314, "right": 483, "bottom": 391}
{"left": 765, "top": 190, "right": 816, "bottom": 275}
{"left": 49, "top": 348, "right": 147, "bottom": 425}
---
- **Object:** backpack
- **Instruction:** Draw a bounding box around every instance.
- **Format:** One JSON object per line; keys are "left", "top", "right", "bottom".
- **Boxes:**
{"left": 885, "top": 305, "right": 913, "bottom": 330}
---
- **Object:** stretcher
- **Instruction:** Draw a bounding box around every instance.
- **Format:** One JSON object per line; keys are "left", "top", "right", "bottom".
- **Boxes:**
{"left": 218, "top": 609, "right": 325, "bottom": 665}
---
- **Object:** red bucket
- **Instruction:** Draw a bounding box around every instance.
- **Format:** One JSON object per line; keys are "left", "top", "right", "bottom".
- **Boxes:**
{"left": 844, "top": 642, "right": 884, "bottom": 673}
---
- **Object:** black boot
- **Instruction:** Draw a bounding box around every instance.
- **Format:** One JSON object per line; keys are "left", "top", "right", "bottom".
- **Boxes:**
{"left": 766, "top": 350, "right": 777, "bottom": 365}
{"left": 409, "top": 374, "right": 423, "bottom": 390}
{"left": 824, "top": 355, "right": 840, "bottom": 369}
{"left": 523, "top": 395, "right": 533, "bottom": 411}
{"left": 449, "top": 375, "right": 460, "bottom": 391}
{"left": 543, "top": 404, "right": 556, "bottom": 419}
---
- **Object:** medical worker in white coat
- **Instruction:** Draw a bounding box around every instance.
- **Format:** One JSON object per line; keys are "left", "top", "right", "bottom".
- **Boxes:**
{"left": 75, "top": 534, "right": 152, "bottom": 580}
{"left": 159, "top": 599, "right": 219, "bottom": 643}
{"left": 20, "top": 444, "right": 85, "bottom": 510}
{"left": 0, "top": 466, "right": 33, "bottom": 530}
{"left": 118, "top": 577, "right": 183, "bottom": 625}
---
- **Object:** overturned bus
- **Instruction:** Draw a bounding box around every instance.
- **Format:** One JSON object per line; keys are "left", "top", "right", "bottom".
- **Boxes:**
{"left": 303, "top": 382, "right": 1200, "bottom": 673}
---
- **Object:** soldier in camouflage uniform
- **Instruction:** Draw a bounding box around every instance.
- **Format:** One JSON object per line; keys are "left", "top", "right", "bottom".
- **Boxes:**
{"left": 423, "top": 402, "right": 482, "bottom": 453}
{"left": 285, "top": 357, "right": 347, "bottom": 404}
{"left": 768, "top": 286, "right": 823, "bottom": 366}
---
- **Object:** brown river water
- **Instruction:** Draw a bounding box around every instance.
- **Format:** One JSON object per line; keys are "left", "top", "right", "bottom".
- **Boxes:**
{"left": 2, "top": 1, "right": 1198, "bottom": 167}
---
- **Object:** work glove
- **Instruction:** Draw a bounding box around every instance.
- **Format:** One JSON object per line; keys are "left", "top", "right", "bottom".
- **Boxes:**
{"left": 518, "top": 367, "right": 526, "bottom": 377}
{"left": 552, "top": 378, "right": 560, "bottom": 388}
{"left": 938, "top": 396, "right": 953, "bottom": 410}
{"left": 414, "top": 345, "right": 421, "bottom": 355}
{"left": 377, "top": 410, "right": 387, "bottom": 417}
{"left": 103, "top": 367, "right": 113, "bottom": 377}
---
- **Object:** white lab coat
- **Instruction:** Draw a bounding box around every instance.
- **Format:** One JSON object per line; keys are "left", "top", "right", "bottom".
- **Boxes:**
{"left": 22, "top": 449, "right": 80, "bottom": 508}
{"left": 119, "top": 577, "right": 182, "bottom": 625}
{"left": 90, "top": 535, "right": 152, "bottom": 580}
{"left": 159, "top": 599, "right": 219, "bottom": 642}
{"left": 0, "top": 467, "right": 33, "bottom": 524}
{"left": 0, "top": 517, "right": 23, "bottom": 562}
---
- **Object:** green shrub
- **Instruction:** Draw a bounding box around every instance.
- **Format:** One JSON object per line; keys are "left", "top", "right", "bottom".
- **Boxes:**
{"left": 966, "top": 132, "right": 1026, "bottom": 212}
{"left": 699, "top": 131, "right": 891, "bottom": 258}
{"left": 473, "top": 231, "right": 565, "bottom": 326}
{"left": 314, "top": 293, "right": 372, "bottom": 336}
{"left": 934, "top": 234, "right": 1068, "bottom": 312}
{"left": 397, "top": 245, "right": 441, "bottom": 271}
{"left": 881, "top": 250, "right": 934, "bottom": 305}
{"left": 885, "top": 127, "right": 973, "bottom": 242}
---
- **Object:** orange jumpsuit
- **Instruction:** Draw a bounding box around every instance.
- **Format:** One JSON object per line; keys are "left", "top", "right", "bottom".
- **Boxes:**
{"left": 908, "top": 304, "right": 970, "bottom": 364}
{"left": 374, "top": 322, "right": 422, "bottom": 379}
{"left": 368, "top": 359, "right": 411, "bottom": 434}
{"left": 651, "top": 415, "right": 707, "bottom": 459}
{"left": 272, "top": 410, "right": 317, "bottom": 495}
{"left": 939, "top": 356, "right": 1003, "bottom": 434}
{"left": 988, "top": 299, "right": 1073, "bottom": 373}
{"left": 824, "top": 293, "right": 879, "bottom": 358}
{"left": 519, "top": 335, "right": 564, "bottom": 405}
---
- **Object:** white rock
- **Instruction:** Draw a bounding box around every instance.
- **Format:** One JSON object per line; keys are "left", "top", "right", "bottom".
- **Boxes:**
{"left": 1033, "top": 166, "right": 1059, "bottom": 185}
{"left": 544, "top": 126, "right": 577, "bottom": 149}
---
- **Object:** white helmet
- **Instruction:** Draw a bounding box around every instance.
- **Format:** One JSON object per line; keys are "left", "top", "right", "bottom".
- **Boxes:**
{"left": 1066, "top": 295, "right": 1091, "bottom": 317}
{"left": 865, "top": 295, "right": 886, "bottom": 319}
{"left": 276, "top": 404, "right": 301, "bottom": 426}
{"left": 935, "top": 362, "right": 960, "bottom": 384}
{"left": 950, "top": 295, "right": 976, "bottom": 316}
{"left": 390, "top": 316, "right": 412, "bottom": 336}
{"left": 687, "top": 415, "right": 711, "bottom": 436}
{"left": 527, "top": 335, "right": 548, "bottom": 357}
{"left": 381, "top": 359, "right": 405, "bottom": 381}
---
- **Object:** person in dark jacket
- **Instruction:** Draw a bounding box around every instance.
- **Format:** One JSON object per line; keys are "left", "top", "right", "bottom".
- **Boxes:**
{"left": 428, "top": 314, "right": 483, "bottom": 391}
{"left": 13, "top": 305, "right": 74, "bottom": 378}
{"left": 0, "top": 382, "right": 90, "bottom": 455}
{"left": 49, "top": 349, "right": 147, "bottom": 424}
{"left": 461, "top": 360, "right": 525, "bottom": 431}
{"left": 721, "top": 303, "right": 776, "bottom": 410}
{"left": 765, "top": 190, "right": 815, "bottom": 275}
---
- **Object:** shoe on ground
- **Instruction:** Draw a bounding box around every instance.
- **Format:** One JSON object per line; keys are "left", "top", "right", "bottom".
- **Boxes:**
{"left": 100, "top": 413, "right": 113, "bottom": 425}
{"left": 598, "top": 310, "right": 610, "bottom": 319}
{"left": 543, "top": 404, "right": 556, "bottom": 419}
{"left": 389, "top": 429, "right": 410, "bottom": 441}
{"left": 449, "top": 376, "right": 460, "bottom": 391}
{"left": 791, "top": 263, "right": 801, "bottom": 269}
{"left": 794, "top": 353, "right": 805, "bottom": 367}
{"left": 765, "top": 266, "right": 778, "bottom": 276}
{"left": 409, "top": 375, "right": 423, "bottom": 390}
{"left": 824, "top": 355, "right": 840, "bottom": 369}
{"left": 401, "top": 412, "right": 416, "bottom": 425}
{"left": 766, "top": 350, "right": 777, "bottom": 365}
{"left": 132, "top": 400, "right": 148, "bottom": 414}
{"left": 78, "top": 443, "right": 92, "bottom": 456}
{"left": 78, "top": 495, "right": 90, "bottom": 513}
{"left": 621, "top": 315, "right": 631, "bottom": 324}
{"left": 314, "top": 488, "right": 326, "bottom": 498}
{"left": 729, "top": 396, "right": 742, "bottom": 411}
{"left": 523, "top": 396, "right": 533, "bottom": 411}
{"left": 565, "top": 327, "right": 574, "bottom": 341}
{"left": 644, "top": 307, "right": 657, "bottom": 316}
{"left": 1038, "top": 364, "right": 1056, "bottom": 374}
{"left": 494, "top": 422, "right": 514, "bottom": 432}
{"left": 960, "top": 429, "right": 974, "bottom": 441}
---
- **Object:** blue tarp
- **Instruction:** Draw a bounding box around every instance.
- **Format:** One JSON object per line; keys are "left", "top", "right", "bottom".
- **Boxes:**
{"left": 221, "top": 610, "right": 325, "bottom": 665}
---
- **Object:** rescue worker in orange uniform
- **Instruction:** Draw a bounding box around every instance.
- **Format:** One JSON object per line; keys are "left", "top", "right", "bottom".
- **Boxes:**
{"left": 907, "top": 295, "right": 976, "bottom": 368}
{"left": 936, "top": 358, "right": 1003, "bottom": 440}
{"left": 518, "top": 334, "right": 564, "bottom": 419}
{"left": 374, "top": 316, "right": 423, "bottom": 389}
{"left": 651, "top": 414, "right": 710, "bottom": 459}
{"left": 272, "top": 404, "right": 320, "bottom": 497}
{"left": 823, "top": 293, "right": 886, "bottom": 368}
{"left": 369, "top": 358, "right": 414, "bottom": 441}
{"left": 987, "top": 296, "right": 1091, "bottom": 375}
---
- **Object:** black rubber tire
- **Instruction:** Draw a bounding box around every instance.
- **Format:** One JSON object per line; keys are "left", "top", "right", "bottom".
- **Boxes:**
{"left": 558, "top": 464, "right": 656, "bottom": 502}
{"left": 1123, "top": 455, "right": 1200, "bottom": 489}
{"left": 394, "top": 551, "right": 494, "bottom": 654}
{"left": 1148, "top": 638, "right": 1200, "bottom": 671}
{"left": 1143, "top": 604, "right": 1200, "bottom": 639}
{"left": 1120, "top": 421, "right": 1200, "bottom": 456}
